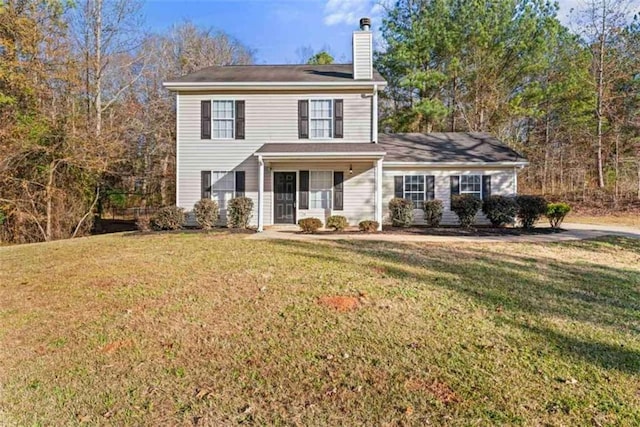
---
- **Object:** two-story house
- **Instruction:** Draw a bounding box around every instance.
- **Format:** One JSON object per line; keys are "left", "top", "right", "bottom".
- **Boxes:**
{"left": 163, "top": 18, "right": 527, "bottom": 231}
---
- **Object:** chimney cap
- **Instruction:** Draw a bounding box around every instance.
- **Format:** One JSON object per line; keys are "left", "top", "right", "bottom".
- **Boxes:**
{"left": 359, "top": 17, "right": 371, "bottom": 30}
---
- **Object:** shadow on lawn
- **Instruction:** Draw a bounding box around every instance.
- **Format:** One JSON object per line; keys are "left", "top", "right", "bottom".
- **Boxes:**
{"left": 271, "top": 236, "right": 640, "bottom": 374}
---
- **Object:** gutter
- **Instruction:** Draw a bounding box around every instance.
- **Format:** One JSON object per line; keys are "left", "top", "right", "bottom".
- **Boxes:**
{"left": 382, "top": 161, "right": 529, "bottom": 168}
{"left": 253, "top": 152, "right": 386, "bottom": 159}
{"left": 163, "top": 81, "right": 388, "bottom": 91}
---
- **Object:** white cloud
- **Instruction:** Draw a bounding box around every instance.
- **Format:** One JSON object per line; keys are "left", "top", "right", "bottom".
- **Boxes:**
{"left": 323, "top": 0, "right": 380, "bottom": 26}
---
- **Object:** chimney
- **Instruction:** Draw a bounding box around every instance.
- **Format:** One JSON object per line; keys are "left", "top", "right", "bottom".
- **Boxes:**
{"left": 352, "top": 17, "right": 373, "bottom": 80}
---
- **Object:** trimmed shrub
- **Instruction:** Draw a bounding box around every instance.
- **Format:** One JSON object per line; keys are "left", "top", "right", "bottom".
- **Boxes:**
{"left": 482, "top": 195, "right": 517, "bottom": 227}
{"left": 516, "top": 195, "right": 547, "bottom": 229}
{"left": 389, "top": 197, "right": 414, "bottom": 227}
{"left": 546, "top": 202, "right": 571, "bottom": 229}
{"left": 423, "top": 199, "right": 444, "bottom": 227}
{"left": 451, "top": 195, "right": 482, "bottom": 228}
{"left": 326, "top": 215, "right": 348, "bottom": 231}
{"left": 359, "top": 220, "right": 379, "bottom": 232}
{"left": 298, "top": 217, "right": 322, "bottom": 233}
{"left": 151, "top": 206, "right": 185, "bottom": 231}
{"left": 227, "top": 197, "right": 253, "bottom": 228}
{"left": 193, "top": 199, "right": 219, "bottom": 230}
{"left": 136, "top": 214, "right": 151, "bottom": 232}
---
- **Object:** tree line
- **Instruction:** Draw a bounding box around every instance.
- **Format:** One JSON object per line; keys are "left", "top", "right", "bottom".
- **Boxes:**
{"left": 1, "top": 0, "right": 638, "bottom": 243}
{"left": 375, "top": 0, "right": 640, "bottom": 205}
{"left": 0, "top": 0, "right": 252, "bottom": 243}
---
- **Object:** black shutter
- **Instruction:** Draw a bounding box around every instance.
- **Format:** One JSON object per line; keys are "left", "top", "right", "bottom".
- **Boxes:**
{"left": 201, "top": 171, "right": 211, "bottom": 199}
{"left": 334, "top": 99, "right": 343, "bottom": 138}
{"left": 450, "top": 176, "right": 460, "bottom": 206}
{"left": 333, "top": 171, "right": 344, "bottom": 210}
{"left": 201, "top": 100, "right": 211, "bottom": 139}
{"left": 482, "top": 175, "right": 491, "bottom": 200}
{"left": 394, "top": 176, "right": 404, "bottom": 198}
{"left": 299, "top": 170, "right": 309, "bottom": 209}
{"left": 235, "top": 171, "right": 245, "bottom": 197}
{"left": 426, "top": 175, "right": 435, "bottom": 200}
{"left": 298, "top": 100, "right": 309, "bottom": 139}
{"left": 235, "top": 100, "right": 245, "bottom": 140}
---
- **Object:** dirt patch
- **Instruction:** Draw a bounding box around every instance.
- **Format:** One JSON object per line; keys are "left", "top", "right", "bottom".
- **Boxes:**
{"left": 405, "top": 378, "right": 461, "bottom": 405}
{"left": 318, "top": 296, "right": 361, "bottom": 311}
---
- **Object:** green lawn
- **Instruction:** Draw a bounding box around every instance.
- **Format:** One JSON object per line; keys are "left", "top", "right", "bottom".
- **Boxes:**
{"left": 1, "top": 232, "right": 639, "bottom": 425}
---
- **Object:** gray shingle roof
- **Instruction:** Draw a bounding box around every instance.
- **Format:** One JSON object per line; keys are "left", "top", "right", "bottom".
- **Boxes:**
{"left": 378, "top": 133, "right": 527, "bottom": 163}
{"left": 256, "top": 143, "right": 385, "bottom": 154}
{"left": 168, "top": 64, "right": 386, "bottom": 84}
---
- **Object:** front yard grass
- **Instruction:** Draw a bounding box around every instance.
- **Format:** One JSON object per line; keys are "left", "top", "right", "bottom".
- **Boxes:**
{"left": 567, "top": 212, "right": 640, "bottom": 228}
{"left": 1, "top": 233, "right": 639, "bottom": 425}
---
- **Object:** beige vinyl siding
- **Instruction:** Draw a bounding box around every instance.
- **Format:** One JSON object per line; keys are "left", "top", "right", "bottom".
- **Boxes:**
{"left": 178, "top": 90, "right": 372, "bottom": 143}
{"left": 176, "top": 90, "right": 375, "bottom": 224}
{"left": 352, "top": 31, "right": 373, "bottom": 80}
{"left": 383, "top": 167, "right": 517, "bottom": 225}
{"left": 267, "top": 161, "right": 376, "bottom": 226}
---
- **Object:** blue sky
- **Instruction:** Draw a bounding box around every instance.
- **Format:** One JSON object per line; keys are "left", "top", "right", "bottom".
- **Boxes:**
{"left": 142, "top": 0, "right": 585, "bottom": 64}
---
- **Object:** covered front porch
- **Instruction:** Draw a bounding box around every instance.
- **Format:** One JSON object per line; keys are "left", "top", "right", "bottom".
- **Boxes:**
{"left": 253, "top": 143, "right": 386, "bottom": 231}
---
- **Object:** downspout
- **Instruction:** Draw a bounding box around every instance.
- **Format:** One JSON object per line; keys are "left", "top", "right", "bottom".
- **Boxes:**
{"left": 372, "top": 84, "right": 378, "bottom": 143}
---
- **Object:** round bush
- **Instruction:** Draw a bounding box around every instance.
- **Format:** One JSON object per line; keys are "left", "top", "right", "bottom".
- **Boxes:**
{"left": 482, "top": 195, "right": 517, "bottom": 227}
{"left": 227, "top": 197, "right": 253, "bottom": 228}
{"left": 298, "top": 217, "right": 322, "bottom": 233}
{"left": 451, "top": 195, "right": 482, "bottom": 228}
{"left": 515, "top": 195, "right": 547, "bottom": 229}
{"left": 423, "top": 199, "right": 443, "bottom": 227}
{"left": 389, "top": 197, "right": 414, "bottom": 227}
{"left": 358, "top": 220, "right": 379, "bottom": 232}
{"left": 193, "top": 199, "right": 219, "bottom": 229}
{"left": 151, "top": 206, "right": 185, "bottom": 231}
{"left": 546, "top": 202, "right": 571, "bottom": 229}
{"left": 326, "top": 215, "right": 348, "bottom": 231}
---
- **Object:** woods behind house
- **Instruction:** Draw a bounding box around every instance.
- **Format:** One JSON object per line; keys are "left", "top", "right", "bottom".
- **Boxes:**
{"left": 1, "top": 0, "right": 639, "bottom": 243}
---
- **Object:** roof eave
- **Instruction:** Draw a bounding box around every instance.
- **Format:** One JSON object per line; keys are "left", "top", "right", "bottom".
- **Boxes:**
{"left": 163, "top": 81, "right": 388, "bottom": 91}
{"left": 383, "top": 161, "right": 529, "bottom": 167}
{"left": 254, "top": 152, "right": 386, "bottom": 160}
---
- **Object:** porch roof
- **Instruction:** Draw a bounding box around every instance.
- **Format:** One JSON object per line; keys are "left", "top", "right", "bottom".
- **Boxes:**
{"left": 254, "top": 143, "right": 386, "bottom": 160}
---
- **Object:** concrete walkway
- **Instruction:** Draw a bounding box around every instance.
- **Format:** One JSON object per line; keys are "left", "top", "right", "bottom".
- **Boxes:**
{"left": 247, "top": 222, "right": 640, "bottom": 243}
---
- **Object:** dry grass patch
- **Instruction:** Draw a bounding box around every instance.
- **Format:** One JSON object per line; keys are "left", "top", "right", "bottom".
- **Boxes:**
{"left": 567, "top": 212, "right": 640, "bottom": 227}
{"left": 1, "top": 233, "right": 639, "bottom": 425}
{"left": 318, "top": 295, "right": 362, "bottom": 311}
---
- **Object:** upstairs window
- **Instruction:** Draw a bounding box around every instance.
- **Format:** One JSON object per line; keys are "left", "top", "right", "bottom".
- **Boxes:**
{"left": 310, "top": 100, "right": 333, "bottom": 139}
{"left": 212, "top": 101, "right": 235, "bottom": 139}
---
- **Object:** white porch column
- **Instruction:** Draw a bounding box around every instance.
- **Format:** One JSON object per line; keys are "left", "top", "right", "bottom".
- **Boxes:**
{"left": 258, "top": 155, "right": 264, "bottom": 232}
{"left": 375, "top": 158, "right": 383, "bottom": 230}
{"left": 372, "top": 84, "right": 378, "bottom": 143}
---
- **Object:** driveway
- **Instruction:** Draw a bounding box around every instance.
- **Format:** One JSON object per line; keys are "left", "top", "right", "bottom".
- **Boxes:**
{"left": 248, "top": 222, "right": 640, "bottom": 243}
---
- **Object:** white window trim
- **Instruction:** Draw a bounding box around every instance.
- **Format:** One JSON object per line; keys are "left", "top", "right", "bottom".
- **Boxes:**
{"left": 403, "top": 175, "right": 427, "bottom": 209}
{"left": 309, "top": 170, "right": 334, "bottom": 210}
{"left": 211, "top": 100, "right": 235, "bottom": 140}
{"left": 459, "top": 174, "right": 482, "bottom": 199}
{"left": 207, "top": 170, "right": 236, "bottom": 199}
{"left": 309, "top": 99, "right": 334, "bottom": 140}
